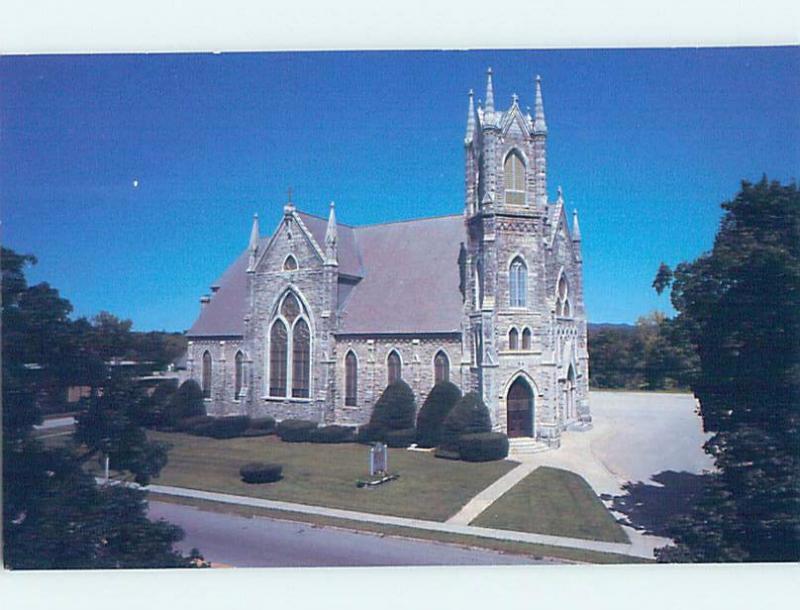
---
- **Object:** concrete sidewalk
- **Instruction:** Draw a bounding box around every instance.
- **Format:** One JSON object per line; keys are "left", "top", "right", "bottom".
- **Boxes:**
{"left": 119, "top": 480, "right": 654, "bottom": 559}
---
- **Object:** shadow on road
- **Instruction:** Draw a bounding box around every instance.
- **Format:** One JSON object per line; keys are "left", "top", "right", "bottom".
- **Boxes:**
{"left": 602, "top": 471, "right": 708, "bottom": 537}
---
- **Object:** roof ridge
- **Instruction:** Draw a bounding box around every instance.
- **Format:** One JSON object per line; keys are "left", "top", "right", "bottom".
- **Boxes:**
{"left": 296, "top": 209, "right": 462, "bottom": 229}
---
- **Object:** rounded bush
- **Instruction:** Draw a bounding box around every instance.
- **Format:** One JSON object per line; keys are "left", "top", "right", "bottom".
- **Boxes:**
{"left": 276, "top": 419, "right": 318, "bottom": 442}
{"left": 367, "top": 380, "right": 417, "bottom": 440}
{"left": 309, "top": 425, "right": 355, "bottom": 444}
{"left": 416, "top": 381, "right": 461, "bottom": 448}
{"left": 439, "top": 392, "right": 492, "bottom": 453}
{"left": 458, "top": 432, "right": 510, "bottom": 462}
{"left": 355, "top": 423, "right": 381, "bottom": 444}
{"left": 433, "top": 447, "right": 461, "bottom": 460}
{"left": 248, "top": 416, "right": 276, "bottom": 432}
{"left": 239, "top": 462, "right": 283, "bottom": 484}
{"left": 385, "top": 427, "right": 416, "bottom": 448}
{"left": 163, "top": 380, "right": 205, "bottom": 426}
{"left": 203, "top": 415, "right": 251, "bottom": 439}
{"left": 241, "top": 428, "right": 275, "bottom": 437}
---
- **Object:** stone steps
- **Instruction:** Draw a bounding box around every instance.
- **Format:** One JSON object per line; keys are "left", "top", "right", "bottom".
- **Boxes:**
{"left": 508, "top": 437, "right": 551, "bottom": 455}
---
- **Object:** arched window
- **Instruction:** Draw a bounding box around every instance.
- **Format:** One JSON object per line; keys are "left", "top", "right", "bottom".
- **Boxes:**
{"left": 509, "top": 327, "right": 519, "bottom": 351}
{"left": 387, "top": 351, "right": 402, "bottom": 384}
{"left": 202, "top": 351, "right": 212, "bottom": 399}
{"left": 269, "top": 320, "right": 288, "bottom": 397}
{"left": 345, "top": 351, "right": 358, "bottom": 406}
{"left": 292, "top": 319, "right": 310, "bottom": 398}
{"left": 234, "top": 351, "right": 243, "bottom": 399}
{"left": 556, "top": 274, "right": 572, "bottom": 318}
{"left": 510, "top": 257, "right": 527, "bottom": 307}
{"left": 283, "top": 255, "right": 298, "bottom": 271}
{"left": 522, "top": 328, "right": 532, "bottom": 350}
{"left": 504, "top": 150, "right": 526, "bottom": 205}
{"left": 434, "top": 350, "right": 450, "bottom": 384}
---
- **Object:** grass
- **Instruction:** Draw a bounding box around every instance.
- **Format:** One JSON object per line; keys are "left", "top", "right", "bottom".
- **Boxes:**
{"left": 142, "top": 430, "right": 518, "bottom": 522}
{"left": 149, "top": 493, "right": 651, "bottom": 564}
{"left": 471, "top": 466, "right": 629, "bottom": 543}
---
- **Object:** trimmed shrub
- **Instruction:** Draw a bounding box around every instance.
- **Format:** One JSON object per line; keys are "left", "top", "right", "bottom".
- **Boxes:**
{"left": 432, "top": 447, "right": 461, "bottom": 460}
{"left": 355, "top": 423, "right": 382, "bottom": 444}
{"left": 241, "top": 428, "right": 274, "bottom": 437}
{"left": 458, "top": 432, "right": 510, "bottom": 462}
{"left": 309, "top": 425, "right": 355, "bottom": 444}
{"left": 438, "top": 392, "right": 492, "bottom": 453}
{"left": 276, "top": 419, "right": 318, "bottom": 442}
{"left": 385, "top": 427, "right": 417, "bottom": 448}
{"left": 239, "top": 462, "right": 283, "bottom": 484}
{"left": 137, "top": 379, "right": 178, "bottom": 427}
{"left": 248, "top": 416, "right": 276, "bottom": 432}
{"left": 367, "top": 380, "right": 417, "bottom": 440}
{"left": 416, "top": 381, "right": 462, "bottom": 448}
{"left": 203, "top": 415, "right": 251, "bottom": 439}
{"left": 178, "top": 415, "right": 214, "bottom": 433}
{"left": 163, "top": 380, "right": 205, "bottom": 426}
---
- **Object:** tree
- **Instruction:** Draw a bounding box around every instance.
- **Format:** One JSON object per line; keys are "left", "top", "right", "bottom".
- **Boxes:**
{"left": 438, "top": 392, "right": 493, "bottom": 453}
{"left": 654, "top": 178, "right": 800, "bottom": 562}
{"left": 367, "top": 380, "right": 417, "bottom": 439}
{"left": 416, "top": 381, "right": 462, "bottom": 448}
{"left": 2, "top": 247, "right": 203, "bottom": 569}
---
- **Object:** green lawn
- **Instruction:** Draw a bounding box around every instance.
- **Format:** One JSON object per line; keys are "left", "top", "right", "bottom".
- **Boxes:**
{"left": 144, "top": 431, "right": 518, "bottom": 522}
{"left": 471, "top": 466, "right": 629, "bottom": 543}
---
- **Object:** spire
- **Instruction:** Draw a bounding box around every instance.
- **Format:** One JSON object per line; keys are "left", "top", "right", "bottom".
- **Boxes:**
{"left": 557, "top": 185, "right": 564, "bottom": 205}
{"left": 572, "top": 208, "right": 582, "bottom": 242}
{"left": 485, "top": 67, "right": 495, "bottom": 115}
{"left": 465, "top": 89, "right": 476, "bottom": 144}
{"left": 325, "top": 201, "right": 337, "bottom": 247}
{"left": 249, "top": 213, "right": 260, "bottom": 252}
{"left": 247, "top": 213, "right": 260, "bottom": 272}
{"left": 533, "top": 74, "right": 547, "bottom": 134}
{"left": 325, "top": 201, "right": 338, "bottom": 265}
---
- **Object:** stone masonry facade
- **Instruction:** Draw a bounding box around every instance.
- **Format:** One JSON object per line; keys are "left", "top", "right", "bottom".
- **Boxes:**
{"left": 186, "top": 69, "right": 591, "bottom": 446}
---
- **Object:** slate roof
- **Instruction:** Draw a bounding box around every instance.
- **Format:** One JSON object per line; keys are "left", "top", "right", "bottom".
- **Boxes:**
{"left": 187, "top": 211, "right": 466, "bottom": 337}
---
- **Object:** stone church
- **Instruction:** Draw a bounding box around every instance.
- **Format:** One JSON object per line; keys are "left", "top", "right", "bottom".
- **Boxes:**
{"left": 185, "top": 69, "right": 591, "bottom": 446}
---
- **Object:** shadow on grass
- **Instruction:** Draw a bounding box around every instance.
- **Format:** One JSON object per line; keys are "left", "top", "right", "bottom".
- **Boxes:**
{"left": 602, "top": 471, "right": 708, "bottom": 537}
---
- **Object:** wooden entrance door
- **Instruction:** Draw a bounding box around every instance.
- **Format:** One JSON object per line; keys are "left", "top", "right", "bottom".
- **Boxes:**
{"left": 507, "top": 378, "right": 533, "bottom": 437}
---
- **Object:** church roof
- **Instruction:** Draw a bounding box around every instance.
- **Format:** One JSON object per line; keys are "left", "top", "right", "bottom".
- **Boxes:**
{"left": 186, "top": 212, "right": 466, "bottom": 337}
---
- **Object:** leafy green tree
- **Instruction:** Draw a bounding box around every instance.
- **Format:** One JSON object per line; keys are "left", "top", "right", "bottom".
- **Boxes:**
{"left": 654, "top": 178, "right": 800, "bottom": 562}
{"left": 2, "top": 247, "right": 202, "bottom": 569}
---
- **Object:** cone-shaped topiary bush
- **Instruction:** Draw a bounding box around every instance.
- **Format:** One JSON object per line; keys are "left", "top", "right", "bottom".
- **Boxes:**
{"left": 367, "top": 380, "right": 417, "bottom": 440}
{"left": 438, "top": 392, "right": 492, "bottom": 454}
{"left": 458, "top": 432, "right": 509, "bottom": 461}
{"left": 163, "top": 380, "right": 205, "bottom": 427}
{"left": 416, "top": 381, "right": 462, "bottom": 448}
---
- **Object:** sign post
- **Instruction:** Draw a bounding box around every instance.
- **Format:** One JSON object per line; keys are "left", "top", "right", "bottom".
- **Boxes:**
{"left": 369, "top": 442, "right": 388, "bottom": 476}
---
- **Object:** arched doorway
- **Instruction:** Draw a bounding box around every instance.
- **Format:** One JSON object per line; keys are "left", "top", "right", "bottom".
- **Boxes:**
{"left": 507, "top": 377, "right": 534, "bottom": 437}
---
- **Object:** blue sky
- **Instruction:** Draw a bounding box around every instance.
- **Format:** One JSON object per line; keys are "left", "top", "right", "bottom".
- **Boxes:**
{"left": 2, "top": 47, "right": 798, "bottom": 331}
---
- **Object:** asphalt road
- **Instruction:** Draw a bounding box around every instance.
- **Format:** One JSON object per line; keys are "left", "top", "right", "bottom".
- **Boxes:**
{"left": 148, "top": 501, "right": 549, "bottom": 567}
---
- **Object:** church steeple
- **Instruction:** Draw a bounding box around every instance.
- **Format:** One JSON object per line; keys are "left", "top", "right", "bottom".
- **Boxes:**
{"left": 533, "top": 74, "right": 547, "bottom": 134}
{"left": 465, "top": 89, "right": 476, "bottom": 144}
{"left": 484, "top": 67, "right": 495, "bottom": 115}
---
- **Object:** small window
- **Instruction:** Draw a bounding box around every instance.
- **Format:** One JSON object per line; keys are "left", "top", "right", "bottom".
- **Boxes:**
{"left": 388, "top": 351, "right": 402, "bottom": 385}
{"left": 522, "top": 328, "right": 532, "bottom": 350}
{"left": 202, "top": 351, "right": 212, "bottom": 399}
{"left": 563, "top": 299, "right": 571, "bottom": 318}
{"left": 345, "top": 351, "right": 358, "bottom": 406}
{"left": 509, "top": 328, "right": 519, "bottom": 351}
{"left": 283, "top": 255, "right": 298, "bottom": 271}
{"left": 434, "top": 350, "right": 450, "bottom": 384}
{"left": 234, "top": 351, "right": 243, "bottom": 399}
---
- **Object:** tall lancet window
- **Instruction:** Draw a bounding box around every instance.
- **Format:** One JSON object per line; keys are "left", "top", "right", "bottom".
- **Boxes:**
{"left": 387, "top": 351, "right": 402, "bottom": 385}
{"left": 268, "top": 291, "right": 312, "bottom": 399}
{"left": 292, "top": 319, "right": 310, "bottom": 398}
{"left": 269, "top": 320, "right": 288, "bottom": 397}
{"left": 234, "top": 351, "right": 243, "bottom": 399}
{"left": 345, "top": 351, "right": 358, "bottom": 406}
{"left": 510, "top": 257, "right": 527, "bottom": 307}
{"left": 504, "top": 150, "right": 526, "bottom": 205}
{"left": 556, "top": 274, "right": 572, "bottom": 318}
{"left": 202, "top": 351, "right": 212, "bottom": 399}
{"left": 434, "top": 350, "right": 450, "bottom": 384}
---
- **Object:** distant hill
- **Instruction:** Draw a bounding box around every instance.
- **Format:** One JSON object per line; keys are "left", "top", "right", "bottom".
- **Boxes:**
{"left": 587, "top": 322, "right": 636, "bottom": 335}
